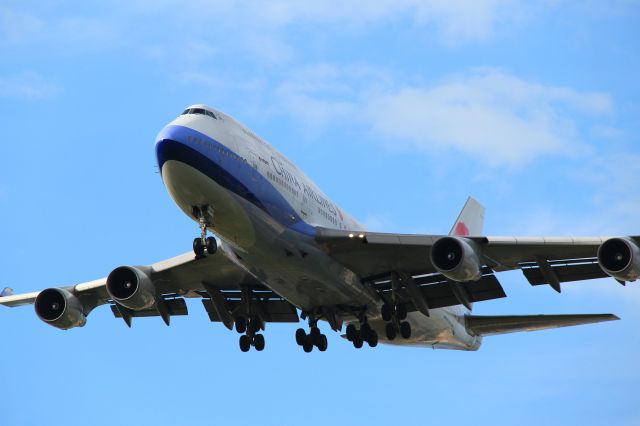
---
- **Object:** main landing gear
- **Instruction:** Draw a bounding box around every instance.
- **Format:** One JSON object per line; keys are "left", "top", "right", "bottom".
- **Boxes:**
{"left": 192, "top": 205, "right": 217, "bottom": 258}
{"left": 295, "top": 315, "right": 328, "bottom": 353}
{"left": 236, "top": 315, "right": 265, "bottom": 352}
{"left": 345, "top": 316, "right": 378, "bottom": 349}
{"left": 381, "top": 303, "right": 411, "bottom": 340}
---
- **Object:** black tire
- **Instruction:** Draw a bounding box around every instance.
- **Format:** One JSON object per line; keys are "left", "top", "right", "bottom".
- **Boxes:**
{"left": 353, "top": 336, "right": 364, "bottom": 349}
{"left": 385, "top": 322, "right": 396, "bottom": 340}
{"left": 249, "top": 317, "right": 262, "bottom": 333}
{"left": 400, "top": 321, "right": 411, "bottom": 339}
{"left": 239, "top": 335, "right": 251, "bottom": 352}
{"left": 295, "top": 328, "right": 306, "bottom": 346}
{"left": 303, "top": 335, "right": 314, "bottom": 353}
{"left": 367, "top": 330, "right": 379, "bottom": 348}
{"left": 318, "top": 334, "right": 328, "bottom": 352}
{"left": 253, "top": 334, "right": 265, "bottom": 351}
{"left": 235, "top": 317, "right": 247, "bottom": 334}
{"left": 205, "top": 236, "right": 217, "bottom": 254}
{"left": 381, "top": 304, "right": 392, "bottom": 322}
{"left": 396, "top": 304, "right": 407, "bottom": 320}
{"left": 346, "top": 324, "right": 357, "bottom": 341}
{"left": 193, "top": 238, "right": 205, "bottom": 257}
{"left": 312, "top": 328, "right": 325, "bottom": 346}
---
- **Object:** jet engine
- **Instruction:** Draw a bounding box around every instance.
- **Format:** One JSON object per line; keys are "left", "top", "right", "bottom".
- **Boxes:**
{"left": 430, "top": 236, "right": 482, "bottom": 282}
{"left": 597, "top": 237, "right": 640, "bottom": 282}
{"left": 34, "top": 288, "right": 87, "bottom": 330}
{"left": 106, "top": 266, "right": 156, "bottom": 310}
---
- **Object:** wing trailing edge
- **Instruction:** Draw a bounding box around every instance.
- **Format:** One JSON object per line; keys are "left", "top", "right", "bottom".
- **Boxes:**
{"left": 466, "top": 313, "right": 619, "bottom": 336}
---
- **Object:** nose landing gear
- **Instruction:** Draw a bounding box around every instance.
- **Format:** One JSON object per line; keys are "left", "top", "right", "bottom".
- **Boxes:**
{"left": 192, "top": 205, "right": 217, "bottom": 258}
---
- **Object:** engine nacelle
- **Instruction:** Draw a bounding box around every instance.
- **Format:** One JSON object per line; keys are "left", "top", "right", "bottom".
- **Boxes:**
{"left": 106, "top": 266, "right": 156, "bottom": 310}
{"left": 430, "top": 236, "right": 482, "bottom": 282}
{"left": 34, "top": 288, "right": 87, "bottom": 330}
{"left": 597, "top": 237, "right": 640, "bottom": 282}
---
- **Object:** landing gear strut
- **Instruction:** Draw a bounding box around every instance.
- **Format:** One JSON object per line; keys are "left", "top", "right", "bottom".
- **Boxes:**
{"left": 192, "top": 205, "right": 217, "bottom": 257}
{"left": 296, "top": 314, "right": 328, "bottom": 353}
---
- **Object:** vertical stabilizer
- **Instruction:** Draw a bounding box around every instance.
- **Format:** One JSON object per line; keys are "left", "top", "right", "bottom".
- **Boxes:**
{"left": 449, "top": 197, "right": 485, "bottom": 236}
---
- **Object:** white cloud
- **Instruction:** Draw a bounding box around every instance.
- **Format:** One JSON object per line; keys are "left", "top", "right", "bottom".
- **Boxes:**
{"left": 0, "top": 72, "right": 59, "bottom": 100}
{"left": 5, "top": 0, "right": 527, "bottom": 55}
{"left": 0, "top": 6, "right": 43, "bottom": 43}
{"left": 364, "top": 68, "right": 612, "bottom": 167}
{"left": 260, "top": 66, "right": 613, "bottom": 167}
{"left": 232, "top": 0, "right": 522, "bottom": 43}
{"left": 0, "top": 6, "right": 115, "bottom": 47}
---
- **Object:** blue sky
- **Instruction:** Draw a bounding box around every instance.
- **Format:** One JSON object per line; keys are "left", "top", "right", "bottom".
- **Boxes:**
{"left": 1, "top": 1, "right": 639, "bottom": 425}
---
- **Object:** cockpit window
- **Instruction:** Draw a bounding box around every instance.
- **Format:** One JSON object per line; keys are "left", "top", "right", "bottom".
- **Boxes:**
{"left": 181, "top": 108, "right": 218, "bottom": 119}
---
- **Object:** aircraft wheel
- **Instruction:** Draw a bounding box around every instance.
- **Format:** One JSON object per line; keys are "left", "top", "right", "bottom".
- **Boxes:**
{"left": 385, "top": 322, "right": 396, "bottom": 340}
{"left": 249, "top": 316, "right": 262, "bottom": 333}
{"left": 367, "top": 330, "right": 379, "bottom": 348}
{"left": 381, "top": 304, "right": 392, "bottom": 322}
{"left": 353, "top": 335, "right": 364, "bottom": 349}
{"left": 346, "top": 324, "right": 357, "bottom": 341}
{"left": 253, "top": 334, "right": 265, "bottom": 351}
{"left": 235, "top": 317, "right": 247, "bottom": 334}
{"left": 295, "top": 328, "right": 306, "bottom": 346}
{"left": 317, "top": 334, "right": 328, "bottom": 352}
{"left": 303, "top": 335, "right": 314, "bottom": 353}
{"left": 193, "top": 238, "right": 205, "bottom": 257}
{"left": 396, "top": 304, "right": 407, "bottom": 320}
{"left": 239, "top": 335, "right": 251, "bottom": 352}
{"left": 205, "top": 236, "right": 217, "bottom": 254}
{"left": 400, "top": 321, "right": 411, "bottom": 339}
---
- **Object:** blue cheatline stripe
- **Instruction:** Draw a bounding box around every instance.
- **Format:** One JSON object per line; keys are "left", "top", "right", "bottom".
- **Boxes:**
{"left": 155, "top": 125, "right": 316, "bottom": 237}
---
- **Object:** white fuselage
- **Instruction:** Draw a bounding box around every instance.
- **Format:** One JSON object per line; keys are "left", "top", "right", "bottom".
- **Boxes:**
{"left": 155, "top": 105, "right": 481, "bottom": 350}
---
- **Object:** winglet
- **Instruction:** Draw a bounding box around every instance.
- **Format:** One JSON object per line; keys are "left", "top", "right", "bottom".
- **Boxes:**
{"left": 449, "top": 197, "right": 485, "bottom": 236}
{"left": 0, "top": 287, "right": 14, "bottom": 297}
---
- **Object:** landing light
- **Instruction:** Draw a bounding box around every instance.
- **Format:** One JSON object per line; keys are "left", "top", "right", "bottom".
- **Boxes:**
{"left": 358, "top": 234, "right": 364, "bottom": 238}
{"left": 348, "top": 233, "right": 354, "bottom": 238}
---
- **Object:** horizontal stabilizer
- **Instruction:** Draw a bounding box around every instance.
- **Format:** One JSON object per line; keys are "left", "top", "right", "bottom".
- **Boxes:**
{"left": 466, "top": 313, "right": 619, "bottom": 336}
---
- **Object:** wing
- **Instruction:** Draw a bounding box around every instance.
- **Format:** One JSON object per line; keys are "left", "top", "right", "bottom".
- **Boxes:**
{"left": 315, "top": 227, "right": 631, "bottom": 313}
{"left": 0, "top": 241, "right": 298, "bottom": 329}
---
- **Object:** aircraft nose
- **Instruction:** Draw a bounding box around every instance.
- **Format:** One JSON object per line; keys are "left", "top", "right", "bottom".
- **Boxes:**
{"left": 155, "top": 125, "right": 190, "bottom": 173}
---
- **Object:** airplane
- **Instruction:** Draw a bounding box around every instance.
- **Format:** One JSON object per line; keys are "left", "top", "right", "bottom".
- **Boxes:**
{"left": 1, "top": 103, "right": 634, "bottom": 353}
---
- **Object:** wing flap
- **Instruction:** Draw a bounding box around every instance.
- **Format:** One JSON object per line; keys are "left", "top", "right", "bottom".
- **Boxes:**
{"left": 419, "top": 275, "right": 506, "bottom": 309}
{"left": 466, "top": 313, "right": 619, "bottom": 336}
{"left": 202, "top": 298, "right": 299, "bottom": 323}
{"left": 367, "top": 270, "right": 506, "bottom": 311}
{"left": 110, "top": 298, "right": 188, "bottom": 318}
{"left": 520, "top": 259, "right": 608, "bottom": 285}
